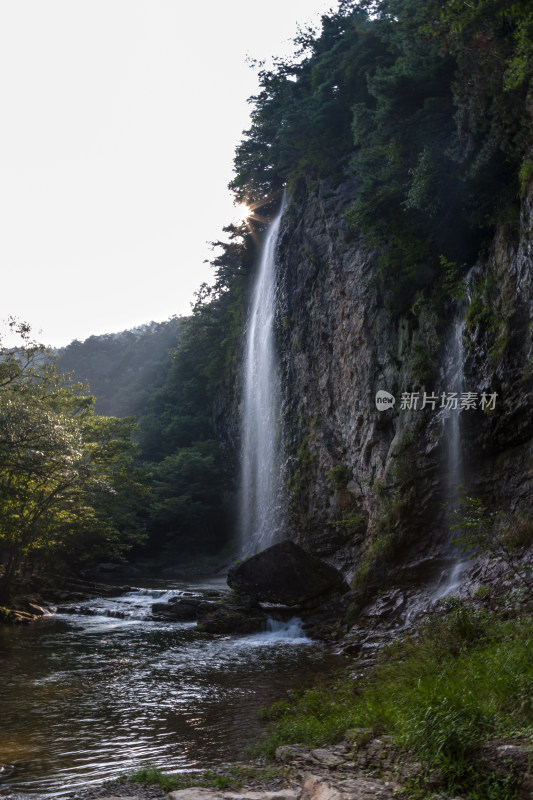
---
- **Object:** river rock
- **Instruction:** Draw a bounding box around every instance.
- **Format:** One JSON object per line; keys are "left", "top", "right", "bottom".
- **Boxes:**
{"left": 359, "top": 589, "right": 406, "bottom": 621}
{"left": 480, "top": 741, "right": 533, "bottom": 799}
{"left": 167, "top": 781, "right": 396, "bottom": 800}
{"left": 196, "top": 598, "right": 267, "bottom": 634}
{"left": 11, "top": 593, "right": 46, "bottom": 617}
{"left": 94, "top": 796, "right": 144, "bottom": 800}
{"left": 298, "top": 774, "right": 397, "bottom": 800}
{"left": 168, "top": 791, "right": 297, "bottom": 800}
{"left": 152, "top": 597, "right": 201, "bottom": 620}
{"left": 227, "top": 540, "right": 348, "bottom": 606}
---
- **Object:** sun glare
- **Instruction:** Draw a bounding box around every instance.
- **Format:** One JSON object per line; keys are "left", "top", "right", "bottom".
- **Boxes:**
{"left": 231, "top": 194, "right": 281, "bottom": 242}
{"left": 235, "top": 204, "right": 251, "bottom": 224}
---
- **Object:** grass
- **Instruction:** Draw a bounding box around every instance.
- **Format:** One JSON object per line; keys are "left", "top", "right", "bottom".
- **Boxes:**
{"left": 129, "top": 763, "right": 281, "bottom": 792}
{"left": 128, "top": 602, "right": 533, "bottom": 799}
{"left": 259, "top": 603, "right": 533, "bottom": 799}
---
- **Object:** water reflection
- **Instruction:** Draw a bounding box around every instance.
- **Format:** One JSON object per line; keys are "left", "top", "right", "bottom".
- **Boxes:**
{"left": 0, "top": 581, "right": 344, "bottom": 798}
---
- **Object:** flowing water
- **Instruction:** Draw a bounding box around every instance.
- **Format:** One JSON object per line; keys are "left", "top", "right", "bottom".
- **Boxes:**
{"left": 239, "top": 201, "right": 286, "bottom": 556}
{"left": 0, "top": 581, "right": 344, "bottom": 799}
{"left": 434, "top": 316, "right": 470, "bottom": 599}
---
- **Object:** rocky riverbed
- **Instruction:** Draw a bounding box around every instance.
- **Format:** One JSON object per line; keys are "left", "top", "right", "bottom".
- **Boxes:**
{"left": 50, "top": 730, "right": 533, "bottom": 800}
{"left": 1, "top": 545, "right": 531, "bottom": 800}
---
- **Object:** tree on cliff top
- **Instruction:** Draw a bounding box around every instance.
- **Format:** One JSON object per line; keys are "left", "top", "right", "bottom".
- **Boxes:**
{"left": 231, "top": 0, "right": 532, "bottom": 308}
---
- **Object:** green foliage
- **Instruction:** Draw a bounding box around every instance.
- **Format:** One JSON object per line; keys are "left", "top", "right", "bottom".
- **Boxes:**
{"left": 409, "top": 338, "right": 437, "bottom": 386}
{"left": 129, "top": 766, "right": 181, "bottom": 791}
{"left": 439, "top": 256, "right": 469, "bottom": 302}
{"left": 352, "top": 428, "right": 421, "bottom": 590}
{"left": 330, "top": 514, "right": 366, "bottom": 530}
{"left": 232, "top": 0, "right": 532, "bottom": 313}
{"left": 287, "top": 424, "right": 317, "bottom": 522}
{"left": 0, "top": 606, "right": 17, "bottom": 624}
{"left": 519, "top": 159, "right": 533, "bottom": 194}
{"left": 231, "top": 6, "right": 376, "bottom": 203}
{"left": 261, "top": 607, "right": 533, "bottom": 798}
{"left": 452, "top": 494, "right": 533, "bottom": 599}
{"left": 0, "top": 321, "right": 147, "bottom": 597}
{"left": 148, "top": 440, "right": 233, "bottom": 557}
{"left": 465, "top": 275, "right": 496, "bottom": 332}
{"left": 351, "top": 529, "right": 395, "bottom": 590}
{"left": 436, "top": 0, "right": 533, "bottom": 166}
{"left": 464, "top": 269, "right": 511, "bottom": 367}
{"left": 327, "top": 463, "right": 351, "bottom": 491}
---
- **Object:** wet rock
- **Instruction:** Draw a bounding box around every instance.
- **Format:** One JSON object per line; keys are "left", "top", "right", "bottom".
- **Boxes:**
{"left": 10, "top": 610, "right": 35, "bottom": 624}
{"left": 275, "top": 745, "right": 350, "bottom": 771}
{"left": 27, "top": 602, "right": 46, "bottom": 616}
{"left": 196, "top": 597, "right": 267, "bottom": 634}
{"left": 341, "top": 640, "right": 362, "bottom": 656}
{"left": 359, "top": 589, "right": 405, "bottom": 621}
{"left": 271, "top": 177, "right": 533, "bottom": 582}
{"left": 39, "top": 581, "right": 131, "bottom": 603}
{"left": 277, "top": 736, "right": 431, "bottom": 790}
{"left": 480, "top": 740, "right": 533, "bottom": 799}
{"left": 11, "top": 593, "right": 46, "bottom": 616}
{"left": 227, "top": 541, "right": 348, "bottom": 606}
{"left": 151, "top": 597, "right": 201, "bottom": 621}
{"left": 96, "top": 583, "right": 132, "bottom": 597}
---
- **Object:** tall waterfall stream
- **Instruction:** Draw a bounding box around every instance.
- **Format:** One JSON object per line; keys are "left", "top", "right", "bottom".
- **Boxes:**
{"left": 239, "top": 202, "right": 286, "bottom": 556}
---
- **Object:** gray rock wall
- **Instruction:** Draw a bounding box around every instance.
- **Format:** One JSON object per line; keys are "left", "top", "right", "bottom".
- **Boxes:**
{"left": 274, "top": 179, "right": 533, "bottom": 578}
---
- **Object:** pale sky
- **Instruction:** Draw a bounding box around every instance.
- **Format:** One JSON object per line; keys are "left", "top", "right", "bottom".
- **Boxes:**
{"left": 0, "top": 0, "right": 335, "bottom": 347}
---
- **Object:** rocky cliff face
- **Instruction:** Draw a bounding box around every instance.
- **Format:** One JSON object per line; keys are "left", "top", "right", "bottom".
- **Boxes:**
{"left": 275, "top": 178, "right": 533, "bottom": 579}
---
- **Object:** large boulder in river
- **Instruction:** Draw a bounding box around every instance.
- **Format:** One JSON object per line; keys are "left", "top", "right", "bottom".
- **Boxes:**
{"left": 227, "top": 540, "right": 349, "bottom": 606}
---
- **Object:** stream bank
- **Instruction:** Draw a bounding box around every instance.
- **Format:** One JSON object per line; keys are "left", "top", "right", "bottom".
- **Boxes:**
{"left": 1, "top": 545, "right": 531, "bottom": 800}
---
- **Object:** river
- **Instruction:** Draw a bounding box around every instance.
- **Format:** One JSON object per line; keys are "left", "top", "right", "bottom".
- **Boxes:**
{"left": 0, "top": 580, "right": 344, "bottom": 799}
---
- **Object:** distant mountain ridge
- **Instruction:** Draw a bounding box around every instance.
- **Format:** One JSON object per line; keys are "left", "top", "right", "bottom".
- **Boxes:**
{"left": 56, "top": 317, "right": 184, "bottom": 418}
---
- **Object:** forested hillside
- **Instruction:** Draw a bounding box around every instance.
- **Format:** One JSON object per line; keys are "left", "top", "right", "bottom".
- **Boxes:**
{"left": 56, "top": 318, "right": 184, "bottom": 418}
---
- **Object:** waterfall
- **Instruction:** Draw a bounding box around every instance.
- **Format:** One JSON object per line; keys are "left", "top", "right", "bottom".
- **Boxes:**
{"left": 435, "top": 314, "right": 469, "bottom": 599}
{"left": 445, "top": 317, "right": 465, "bottom": 499}
{"left": 246, "top": 617, "right": 310, "bottom": 643}
{"left": 239, "top": 200, "right": 286, "bottom": 556}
